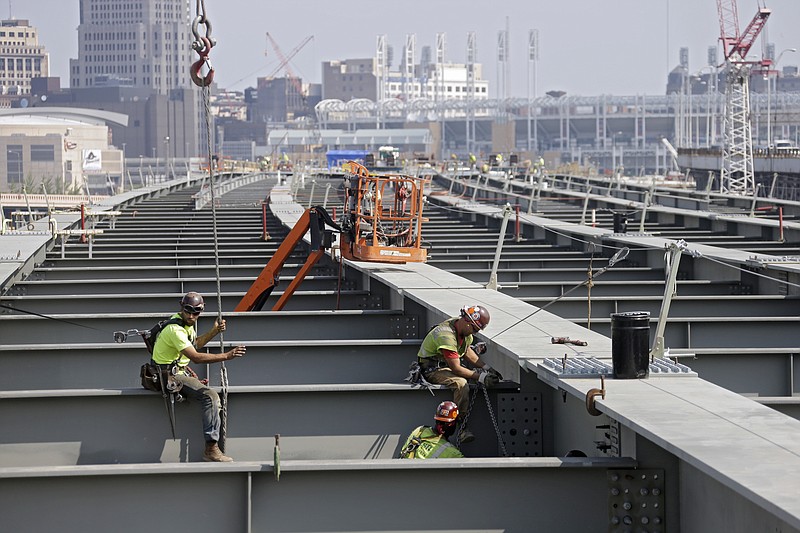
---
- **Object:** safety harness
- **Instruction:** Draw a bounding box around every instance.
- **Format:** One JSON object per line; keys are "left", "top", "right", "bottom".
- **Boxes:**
{"left": 404, "top": 361, "right": 436, "bottom": 395}
{"left": 138, "top": 316, "right": 199, "bottom": 440}
{"left": 406, "top": 320, "right": 462, "bottom": 394}
{"left": 400, "top": 427, "right": 457, "bottom": 459}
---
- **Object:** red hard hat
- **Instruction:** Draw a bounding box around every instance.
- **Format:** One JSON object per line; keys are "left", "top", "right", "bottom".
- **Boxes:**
{"left": 461, "top": 305, "right": 490, "bottom": 330}
{"left": 434, "top": 400, "right": 459, "bottom": 423}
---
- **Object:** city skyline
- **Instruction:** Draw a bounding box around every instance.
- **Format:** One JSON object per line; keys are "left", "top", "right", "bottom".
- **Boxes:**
{"left": 13, "top": 0, "right": 800, "bottom": 98}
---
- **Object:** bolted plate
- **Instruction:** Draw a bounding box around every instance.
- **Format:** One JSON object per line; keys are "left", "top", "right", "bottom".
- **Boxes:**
{"left": 389, "top": 314, "right": 419, "bottom": 339}
{"left": 496, "top": 391, "right": 543, "bottom": 457}
{"left": 608, "top": 469, "right": 666, "bottom": 532}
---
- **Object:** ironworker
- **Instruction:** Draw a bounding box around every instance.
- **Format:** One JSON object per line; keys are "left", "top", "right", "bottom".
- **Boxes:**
{"left": 151, "top": 291, "right": 247, "bottom": 462}
{"left": 399, "top": 400, "right": 464, "bottom": 459}
{"left": 416, "top": 305, "right": 501, "bottom": 443}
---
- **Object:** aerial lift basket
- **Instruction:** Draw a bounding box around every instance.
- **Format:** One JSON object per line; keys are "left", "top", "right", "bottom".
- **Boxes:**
{"left": 339, "top": 161, "right": 429, "bottom": 264}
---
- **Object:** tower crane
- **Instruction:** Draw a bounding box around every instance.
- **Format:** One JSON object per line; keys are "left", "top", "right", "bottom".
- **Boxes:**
{"left": 265, "top": 33, "right": 313, "bottom": 106}
{"left": 715, "top": 0, "right": 770, "bottom": 195}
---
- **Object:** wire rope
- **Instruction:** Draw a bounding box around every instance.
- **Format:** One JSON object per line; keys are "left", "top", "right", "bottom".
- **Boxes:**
{"left": 192, "top": 0, "right": 229, "bottom": 452}
{"left": 200, "top": 83, "right": 230, "bottom": 452}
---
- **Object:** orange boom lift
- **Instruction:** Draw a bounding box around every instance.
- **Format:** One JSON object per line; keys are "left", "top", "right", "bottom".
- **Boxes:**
{"left": 339, "top": 161, "right": 428, "bottom": 263}
{"left": 235, "top": 161, "right": 428, "bottom": 312}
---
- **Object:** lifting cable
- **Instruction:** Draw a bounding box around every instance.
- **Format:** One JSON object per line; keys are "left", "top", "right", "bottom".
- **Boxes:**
{"left": 191, "top": 0, "right": 230, "bottom": 451}
{"left": 0, "top": 302, "right": 109, "bottom": 333}
{"left": 1, "top": 302, "right": 153, "bottom": 348}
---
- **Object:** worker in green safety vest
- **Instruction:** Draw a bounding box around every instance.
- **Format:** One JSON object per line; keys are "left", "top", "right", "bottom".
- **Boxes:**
{"left": 416, "top": 305, "right": 501, "bottom": 443}
{"left": 399, "top": 401, "right": 464, "bottom": 459}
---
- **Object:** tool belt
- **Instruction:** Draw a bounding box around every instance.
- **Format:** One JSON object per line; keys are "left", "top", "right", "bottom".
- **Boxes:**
{"left": 140, "top": 361, "right": 183, "bottom": 393}
{"left": 405, "top": 361, "right": 437, "bottom": 396}
{"left": 417, "top": 357, "right": 445, "bottom": 377}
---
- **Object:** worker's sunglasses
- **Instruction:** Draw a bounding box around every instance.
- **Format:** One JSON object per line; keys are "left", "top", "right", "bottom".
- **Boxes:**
{"left": 182, "top": 304, "right": 204, "bottom": 315}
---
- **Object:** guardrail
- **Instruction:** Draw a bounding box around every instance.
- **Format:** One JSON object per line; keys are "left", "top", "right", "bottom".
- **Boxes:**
{"left": 192, "top": 171, "right": 268, "bottom": 209}
{"left": 0, "top": 193, "right": 109, "bottom": 208}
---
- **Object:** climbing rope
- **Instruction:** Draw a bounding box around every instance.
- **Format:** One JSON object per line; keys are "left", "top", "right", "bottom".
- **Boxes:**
{"left": 191, "top": 0, "right": 228, "bottom": 452}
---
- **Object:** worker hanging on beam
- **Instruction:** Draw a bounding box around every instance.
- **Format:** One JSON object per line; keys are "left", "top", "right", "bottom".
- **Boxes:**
{"left": 150, "top": 292, "right": 247, "bottom": 462}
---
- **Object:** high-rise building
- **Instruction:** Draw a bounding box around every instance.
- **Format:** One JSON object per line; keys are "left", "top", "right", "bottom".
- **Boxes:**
{"left": 0, "top": 19, "right": 50, "bottom": 97}
{"left": 321, "top": 58, "right": 488, "bottom": 103}
{"left": 69, "top": 0, "right": 193, "bottom": 94}
{"left": 252, "top": 77, "right": 313, "bottom": 123}
{"left": 322, "top": 59, "right": 378, "bottom": 102}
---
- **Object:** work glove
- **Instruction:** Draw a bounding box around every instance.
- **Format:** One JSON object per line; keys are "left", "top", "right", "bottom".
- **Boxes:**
{"left": 483, "top": 364, "right": 503, "bottom": 381}
{"left": 471, "top": 341, "right": 487, "bottom": 355}
{"left": 476, "top": 369, "right": 500, "bottom": 388}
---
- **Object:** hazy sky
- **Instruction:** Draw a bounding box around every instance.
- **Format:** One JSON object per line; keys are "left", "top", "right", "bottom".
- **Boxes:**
{"left": 14, "top": 0, "right": 800, "bottom": 98}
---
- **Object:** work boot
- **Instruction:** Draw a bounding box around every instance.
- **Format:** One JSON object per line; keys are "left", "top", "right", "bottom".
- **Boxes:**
{"left": 458, "top": 428, "right": 475, "bottom": 444}
{"left": 203, "top": 441, "right": 233, "bottom": 462}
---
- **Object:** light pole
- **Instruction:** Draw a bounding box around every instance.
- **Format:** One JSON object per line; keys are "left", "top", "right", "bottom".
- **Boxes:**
{"left": 692, "top": 66, "right": 715, "bottom": 148}
{"left": 612, "top": 131, "right": 623, "bottom": 177}
{"left": 768, "top": 48, "right": 796, "bottom": 148}
{"left": 121, "top": 143, "right": 127, "bottom": 191}
{"left": 164, "top": 136, "right": 171, "bottom": 179}
{"left": 138, "top": 155, "right": 144, "bottom": 186}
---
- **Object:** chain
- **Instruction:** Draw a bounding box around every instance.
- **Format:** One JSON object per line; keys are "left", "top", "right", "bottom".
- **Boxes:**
{"left": 455, "top": 385, "right": 478, "bottom": 448}
{"left": 455, "top": 383, "right": 509, "bottom": 456}
{"left": 481, "top": 385, "right": 509, "bottom": 457}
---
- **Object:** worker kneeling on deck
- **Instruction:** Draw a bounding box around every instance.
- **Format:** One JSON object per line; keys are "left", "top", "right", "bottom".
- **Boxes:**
{"left": 152, "top": 292, "right": 246, "bottom": 462}
{"left": 400, "top": 401, "right": 464, "bottom": 459}
{"left": 416, "top": 305, "right": 501, "bottom": 443}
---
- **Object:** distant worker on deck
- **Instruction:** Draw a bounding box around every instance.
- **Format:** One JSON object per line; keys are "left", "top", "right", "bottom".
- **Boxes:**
{"left": 537, "top": 156, "right": 545, "bottom": 175}
{"left": 399, "top": 400, "right": 464, "bottom": 459}
{"left": 151, "top": 292, "right": 247, "bottom": 462}
{"left": 416, "top": 305, "right": 502, "bottom": 443}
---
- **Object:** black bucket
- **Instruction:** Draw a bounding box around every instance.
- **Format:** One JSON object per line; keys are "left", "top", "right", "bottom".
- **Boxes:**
{"left": 610, "top": 312, "right": 650, "bottom": 379}
{"left": 613, "top": 213, "right": 628, "bottom": 233}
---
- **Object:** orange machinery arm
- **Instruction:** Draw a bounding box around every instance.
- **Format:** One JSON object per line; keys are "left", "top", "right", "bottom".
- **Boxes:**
{"left": 235, "top": 206, "right": 339, "bottom": 312}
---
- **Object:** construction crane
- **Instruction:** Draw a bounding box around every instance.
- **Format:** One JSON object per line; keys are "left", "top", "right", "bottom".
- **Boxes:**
{"left": 265, "top": 33, "right": 313, "bottom": 107}
{"left": 715, "top": 0, "right": 771, "bottom": 195}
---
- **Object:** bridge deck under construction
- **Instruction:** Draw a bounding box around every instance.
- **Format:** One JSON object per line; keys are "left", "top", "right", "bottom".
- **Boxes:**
{"left": 1, "top": 169, "right": 800, "bottom": 532}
